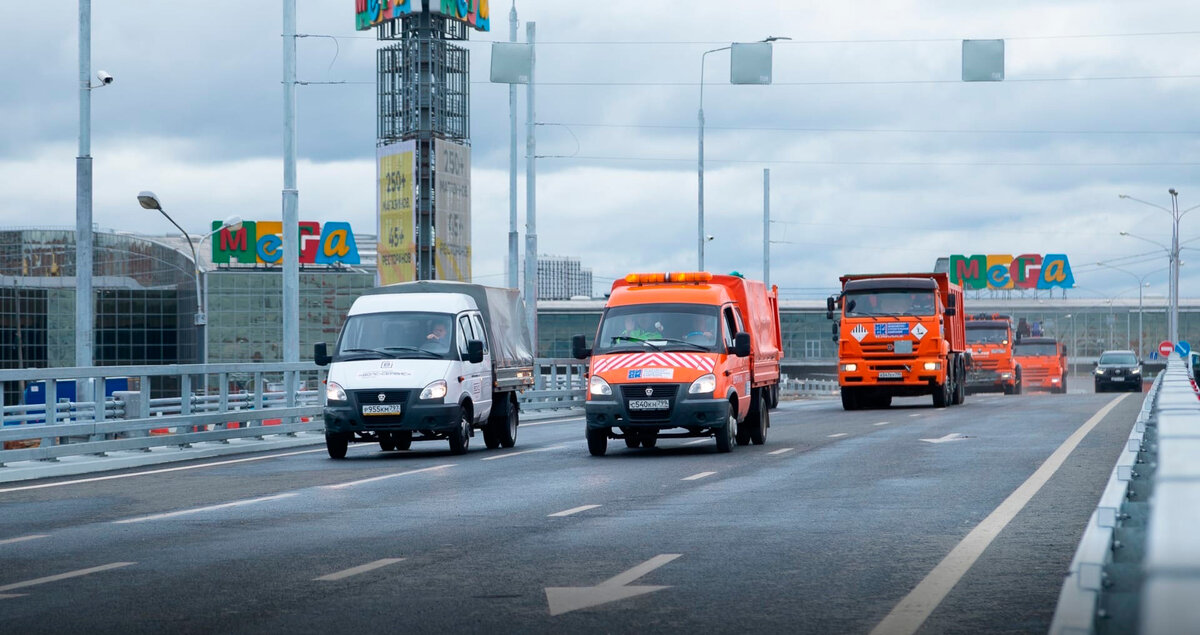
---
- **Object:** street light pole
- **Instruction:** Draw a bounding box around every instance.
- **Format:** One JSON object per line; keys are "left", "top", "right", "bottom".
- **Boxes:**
{"left": 1095, "top": 262, "right": 1166, "bottom": 358}
{"left": 1119, "top": 191, "right": 1200, "bottom": 345}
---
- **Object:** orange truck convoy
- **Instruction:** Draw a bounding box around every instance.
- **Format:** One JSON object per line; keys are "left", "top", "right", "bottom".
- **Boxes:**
{"left": 964, "top": 313, "right": 1022, "bottom": 395}
{"left": 572, "top": 272, "right": 782, "bottom": 456}
{"left": 1013, "top": 335, "right": 1069, "bottom": 393}
{"left": 828, "top": 272, "right": 967, "bottom": 410}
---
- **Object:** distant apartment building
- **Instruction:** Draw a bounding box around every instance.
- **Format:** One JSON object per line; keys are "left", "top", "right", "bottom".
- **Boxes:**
{"left": 537, "top": 255, "right": 593, "bottom": 300}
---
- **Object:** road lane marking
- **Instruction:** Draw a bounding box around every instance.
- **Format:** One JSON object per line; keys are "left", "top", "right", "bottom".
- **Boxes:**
{"left": 0, "top": 448, "right": 342, "bottom": 494}
{"left": 682, "top": 439, "right": 711, "bottom": 446}
{"left": 545, "top": 554, "right": 681, "bottom": 616}
{"left": 548, "top": 504, "right": 602, "bottom": 517}
{"left": 314, "top": 558, "right": 405, "bottom": 581}
{"left": 870, "top": 394, "right": 1130, "bottom": 635}
{"left": 0, "top": 535, "right": 48, "bottom": 546}
{"left": 827, "top": 433, "right": 849, "bottom": 438}
{"left": 921, "top": 433, "right": 967, "bottom": 444}
{"left": 909, "top": 413, "right": 922, "bottom": 418}
{"left": 480, "top": 445, "right": 565, "bottom": 461}
{"left": 682, "top": 472, "right": 716, "bottom": 481}
{"left": 873, "top": 421, "right": 891, "bottom": 426}
{"left": 0, "top": 562, "right": 135, "bottom": 595}
{"left": 767, "top": 448, "right": 794, "bottom": 455}
{"left": 521, "top": 417, "right": 585, "bottom": 428}
{"left": 113, "top": 493, "right": 299, "bottom": 524}
{"left": 322, "top": 464, "right": 456, "bottom": 490}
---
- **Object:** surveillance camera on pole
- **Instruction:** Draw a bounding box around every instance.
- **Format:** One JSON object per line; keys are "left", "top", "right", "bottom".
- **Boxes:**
{"left": 93, "top": 70, "right": 114, "bottom": 87}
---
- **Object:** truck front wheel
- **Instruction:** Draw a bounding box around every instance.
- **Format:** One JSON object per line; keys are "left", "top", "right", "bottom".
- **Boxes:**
{"left": 840, "top": 387, "right": 860, "bottom": 411}
{"left": 586, "top": 427, "right": 609, "bottom": 456}
{"left": 932, "top": 374, "right": 951, "bottom": 408}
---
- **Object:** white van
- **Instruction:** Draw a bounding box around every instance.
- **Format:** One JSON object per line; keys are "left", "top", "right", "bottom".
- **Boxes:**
{"left": 315, "top": 282, "right": 534, "bottom": 458}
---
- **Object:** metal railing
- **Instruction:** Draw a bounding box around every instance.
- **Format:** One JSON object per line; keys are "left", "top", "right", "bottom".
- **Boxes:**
{"left": 1050, "top": 355, "right": 1200, "bottom": 633}
{"left": 520, "top": 358, "right": 586, "bottom": 412}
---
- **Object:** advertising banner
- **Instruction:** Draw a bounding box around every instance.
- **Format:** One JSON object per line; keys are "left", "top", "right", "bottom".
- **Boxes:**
{"left": 434, "top": 139, "right": 472, "bottom": 282}
{"left": 377, "top": 141, "right": 417, "bottom": 285}
{"left": 211, "top": 221, "right": 359, "bottom": 266}
{"left": 355, "top": 0, "right": 491, "bottom": 32}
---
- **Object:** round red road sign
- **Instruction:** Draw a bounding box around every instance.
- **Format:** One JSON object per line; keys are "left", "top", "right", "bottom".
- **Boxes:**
{"left": 1160, "top": 340, "right": 1174, "bottom": 356}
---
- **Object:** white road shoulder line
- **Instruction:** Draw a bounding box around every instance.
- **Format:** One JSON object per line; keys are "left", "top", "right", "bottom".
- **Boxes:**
{"left": 767, "top": 448, "right": 794, "bottom": 455}
{"left": 682, "top": 471, "right": 716, "bottom": 481}
{"left": 480, "top": 445, "right": 565, "bottom": 461}
{"left": 520, "top": 417, "right": 584, "bottom": 427}
{"left": 909, "top": 413, "right": 923, "bottom": 418}
{"left": 0, "top": 562, "right": 135, "bottom": 594}
{"left": 873, "top": 421, "right": 891, "bottom": 426}
{"left": 869, "top": 393, "right": 1130, "bottom": 635}
{"left": 682, "top": 439, "right": 711, "bottom": 446}
{"left": 322, "top": 464, "right": 456, "bottom": 490}
{"left": 827, "top": 433, "right": 849, "bottom": 438}
{"left": 113, "top": 493, "right": 298, "bottom": 524}
{"left": 315, "top": 558, "right": 405, "bottom": 582}
{"left": 0, "top": 534, "right": 49, "bottom": 546}
{"left": 548, "top": 504, "right": 602, "bottom": 517}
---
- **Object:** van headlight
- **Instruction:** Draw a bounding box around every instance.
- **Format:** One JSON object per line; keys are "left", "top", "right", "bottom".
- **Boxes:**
{"left": 688, "top": 373, "right": 717, "bottom": 395}
{"left": 589, "top": 375, "right": 612, "bottom": 396}
{"left": 420, "top": 379, "right": 448, "bottom": 401}
{"left": 325, "top": 381, "right": 347, "bottom": 403}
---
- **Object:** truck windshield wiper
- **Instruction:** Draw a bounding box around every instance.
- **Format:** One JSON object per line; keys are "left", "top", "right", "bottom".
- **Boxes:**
{"left": 380, "top": 346, "right": 442, "bottom": 358}
{"left": 653, "top": 337, "right": 710, "bottom": 351}
{"left": 610, "top": 335, "right": 662, "bottom": 351}
{"left": 337, "top": 348, "right": 397, "bottom": 359}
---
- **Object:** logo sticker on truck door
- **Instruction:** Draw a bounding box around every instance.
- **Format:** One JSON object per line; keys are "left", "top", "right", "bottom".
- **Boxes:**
{"left": 628, "top": 368, "right": 674, "bottom": 379}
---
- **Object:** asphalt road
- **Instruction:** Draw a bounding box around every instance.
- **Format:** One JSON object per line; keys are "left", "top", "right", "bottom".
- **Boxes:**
{"left": 0, "top": 388, "right": 1143, "bottom": 634}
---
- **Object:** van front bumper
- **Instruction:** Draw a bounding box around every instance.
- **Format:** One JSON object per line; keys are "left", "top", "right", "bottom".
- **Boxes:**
{"left": 324, "top": 401, "right": 461, "bottom": 435}
{"left": 585, "top": 396, "right": 730, "bottom": 432}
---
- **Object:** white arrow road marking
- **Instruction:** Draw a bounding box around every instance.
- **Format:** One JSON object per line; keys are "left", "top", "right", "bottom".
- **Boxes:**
{"left": 546, "top": 554, "right": 681, "bottom": 616}
{"left": 767, "top": 448, "right": 794, "bottom": 455}
{"left": 113, "top": 493, "right": 299, "bottom": 524}
{"left": 548, "top": 505, "right": 601, "bottom": 517}
{"left": 827, "top": 433, "right": 849, "bottom": 438}
{"left": 315, "top": 558, "right": 405, "bottom": 581}
{"left": 0, "top": 562, "right": 135, "bottom": 597}
{"left": 0, "top": 535, "right": 48, "bottom": 546}
{"left": 682, "top": 472, "right": 716, "bottom": 481}
{"left": 920, "top": 433, "right": 968, "bottom": 444}
{"left": 480, "top": 445, "right": 565, "bottom": 461}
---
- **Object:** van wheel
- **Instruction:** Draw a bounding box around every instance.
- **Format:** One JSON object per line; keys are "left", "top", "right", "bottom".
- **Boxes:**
{"left": 486, "top": 398, "right": 518, "bottom": 449}
{"left": 325, "top": 433, "right": 348, "bottom": 459}
{"left": 715, "top": 407, "right": 737, "bottom": 453}
{"left": 483, "top": 425, "right": 501, "bottom": 449}
{"left": 379, "top": 434, "right": 397, "bottom": 452}
{"left": 748, "top": 391, "right": 768, "bottom": 445}
{"left": 394, "top": 430, "right": 412, "bottom": 451}
{"left": 641, "top": 434, "right": 658, "bottom": 448}
{"left": 448, "top": 408, "right": 471, "bottom": 455}
{"left": 586, "top": 427, "right": 608, "bottom": 456}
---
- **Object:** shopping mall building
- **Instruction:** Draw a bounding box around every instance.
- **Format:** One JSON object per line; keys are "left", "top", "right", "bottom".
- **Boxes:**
{"left": 1, "top": 228, "right": 1190, "bottom": 404}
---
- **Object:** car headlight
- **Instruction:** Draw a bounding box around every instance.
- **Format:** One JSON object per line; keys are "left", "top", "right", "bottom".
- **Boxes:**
{"left": 924, "top": 362, "right": 942, "bottom": 371}
{"left": 841, "top": 363, "right": 858, "bottom": 372}
{"left": 1095, "top": 368, "right": 1105, "bottom": 375}
{"left": 589, "top": 375, "right": 612, "bottom": 396}
{"left": 689, "top": 373, "right": 717, "bottom": 395}
{"left": 325, "top": 381, "right": 347, "bottom": 403}
{"left": 1132, "top": 367, "right": 1142, "bottom": 374}
{"left": 420, "top": 379, "right": 448, "bottom": 401}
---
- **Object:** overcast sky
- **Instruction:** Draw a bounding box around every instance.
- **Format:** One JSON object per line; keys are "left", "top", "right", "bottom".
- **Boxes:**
{"left": 2, "top": 1, "right": 1199, "bottom": 301}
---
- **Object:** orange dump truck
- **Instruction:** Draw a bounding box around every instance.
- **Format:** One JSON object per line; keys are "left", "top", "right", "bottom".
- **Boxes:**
{"left": 572, "top": 272, "right": 782, "bottom": 455}
{"left": 965, "top": 313, "right": 1022, "bottom": 395}
{"left": 1013, "top": 336, "right": 1068, "bottom": 393}
{"left": 828, "top": 273, "right": 967, "bottom": 409}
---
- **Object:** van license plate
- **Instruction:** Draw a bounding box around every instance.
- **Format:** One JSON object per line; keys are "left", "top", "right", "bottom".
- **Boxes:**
{"left": 628, "top": 399, "right": 670, "bottom": 411}
{"left": 362, "top": 404, "right": 403, "bottom": 415}
{"left": 878, "top": 372, "right": 903, "bottom": 379}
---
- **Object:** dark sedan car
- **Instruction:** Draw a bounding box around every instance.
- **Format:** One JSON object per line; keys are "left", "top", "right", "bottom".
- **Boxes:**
{"left": 1094, "top": 350, "right": 1143, "bottom": 392}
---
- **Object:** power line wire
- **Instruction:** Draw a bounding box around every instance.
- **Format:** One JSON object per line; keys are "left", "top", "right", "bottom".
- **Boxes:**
{"left": 533, "top": 154, "right": 1200, "bottom": 167}
{"left": 538, "top": 121, "right": 1200, "bottom": 136}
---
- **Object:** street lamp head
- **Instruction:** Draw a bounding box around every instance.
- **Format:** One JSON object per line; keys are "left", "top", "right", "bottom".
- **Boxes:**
{"left": 221, "top": 215, "right": 243, "bottom": 232}
{"left": 1169, "top": 188, "right": 1178, "bottom": 196}
{"left": 1118, "top": 194, "right": 1130, "bottom": 199}
{"left": 137, "top": 191, "right": 163, "bottom": 211}
{"left": 761, "top": 36, "right": 791, "bottom": 43}
{"left": 1119, "top": 231, "right": 1129, "bottom": 236}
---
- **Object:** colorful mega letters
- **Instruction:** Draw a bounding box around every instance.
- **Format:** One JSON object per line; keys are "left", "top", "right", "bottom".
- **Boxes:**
{"left": 211, "top": 221, "right": 360, "bottom": 266}
{"left": 949, "top": 254, "right": 1074, "bottom": 290}
{"left": 355, "top": 0, "right": 490, "bottom": 32}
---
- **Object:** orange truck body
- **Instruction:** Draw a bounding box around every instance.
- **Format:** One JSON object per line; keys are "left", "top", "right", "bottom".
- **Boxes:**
{"left": 964, "top": 314, "right": 1022, "bottom": 395}
{"left": 1013, "top": 336, "right": 1068, "bottom": 393}
{"left": 830, "top": 272, "right": 967, "bottom": 410}
{"left": 574, "top": 272, "right": 782, "bottom": 455}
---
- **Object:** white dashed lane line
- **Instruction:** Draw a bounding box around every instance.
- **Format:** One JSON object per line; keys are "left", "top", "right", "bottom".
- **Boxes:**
{"left": 828, "top": 433, "right": 849, "bottom": 438}
{"left": 314, "top": 558, "right": 406, "bottom": 582}
{"left": 682, "top": 439, "right": 711, "bottom": 446}
{"left": 480, "top": 445, "right": 566, "bottom": 461}
{"left": 321, "top": 464, "right": 456, "bottom": 490}
{"left": 682, "top": 472, "right": 716, "bottom": 481}
{"left": 112, "top": 493, "right": 299, "bottom": 524}
{"left": 0, "top": 535, "right": 48, "bottom": 546}
{"left": 0, "top": 562, "right": 135, "bottom": 598}
{"left": 874, "top": 421, "right": 891, "bottom": 426}
{"left": 548, "top": 504, "right": 602, "bottom": 517}
{"left": 767, "top": 448, "right": 794, "bottom": 455}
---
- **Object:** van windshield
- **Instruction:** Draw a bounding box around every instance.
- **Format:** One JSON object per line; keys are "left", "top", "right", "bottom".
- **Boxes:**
{"left": 595, "top": 304, "right": 722, "bottom": 354}
{"left": 844, "top": 290, "right": 936, "bottom": 317}
{"left": 335, "top": 312, "right": 457, "bottom": 361}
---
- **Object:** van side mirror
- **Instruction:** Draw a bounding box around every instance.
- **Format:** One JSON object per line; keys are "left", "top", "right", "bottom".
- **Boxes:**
{"left": 467, "top": 340, "right": 485, "bottom": 364}
{"left": 314, "top": 342, "right": 331, "bottom": 367}
{"left": 733, "top": 332, "right": 752, "bottom": 358}
{"left": 571, "top": 334, "right": 591, "bottom": 360}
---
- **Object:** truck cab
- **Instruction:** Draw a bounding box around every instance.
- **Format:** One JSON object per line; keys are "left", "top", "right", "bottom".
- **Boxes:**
{"left": 573, "top": 272, "right": 780, "bottom": 455}
{"left": 1012, "top": 336, "right": 1068, "bottom": 393}
{"left": 965, "top": 314, "right": 1022, "bottom": 395}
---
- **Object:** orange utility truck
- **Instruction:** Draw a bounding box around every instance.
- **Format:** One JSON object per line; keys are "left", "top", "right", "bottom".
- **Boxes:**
{"left": 572, "top": 272, "right": 782, "bottom": 456}
{"left": 828, "top": 273, "right": 967, "bottom": 410}
{"left": 964, "top": 313, "right": 1022, "bottom": 395}
{"left": 1013, "top": 336, "right": 1068, "bottom": 393}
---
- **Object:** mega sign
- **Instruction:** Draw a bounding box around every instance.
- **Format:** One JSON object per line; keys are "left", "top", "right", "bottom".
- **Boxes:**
{"left": 212, "top": 221, "right": 360, "bottom": 266}
{"left": 949, "top": 254, "right": 1075, "bottom": 290}
{"left": 355, "top": 0, "right": 490, "bottom": 32}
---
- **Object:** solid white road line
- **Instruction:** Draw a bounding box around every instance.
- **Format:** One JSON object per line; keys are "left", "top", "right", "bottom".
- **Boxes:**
{"left": 0, "top": 534, "right": 48, "bottom": 546}
{"left": 873, "top": 421, "right": 891, "bottom": 426}
{"left": 682, "top": 439, "right": 711, "bottom": 446}
{"left": 322, "top": 464, "right": 456, "bottom": 490}
{"left": 869, "top": 394, "right": 1130, "bottom": 635}
{"left": 113, "top": 493, "right": 299, "bottom": 524}
{"left": 767, "top": 448, "right": 794, "bottom": 455}
{"left": 314, "top": 558, "right": 405, "bottom": 582}
{"left": 521, "top": 417, "right": 585, "bottom": 428}
{"left": 0, "top": 447, "right": 345, "bottom": 494}
{"left": 827, "top": 433, "right": 849, "bottom": 438}
{"left": 548, "top": 504, "right": 602, "bottom": 517}
{"left": 682, "top": 471, "right": 716, "bottom": 481}
{"left": 0, "top": 562, "right": 135, "bottom": 594}
{"left": 480, "top": 445, "right": 565, "bottom": 461}
{"left": 909, "top": 413, "right": 923, "bottom": 418}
